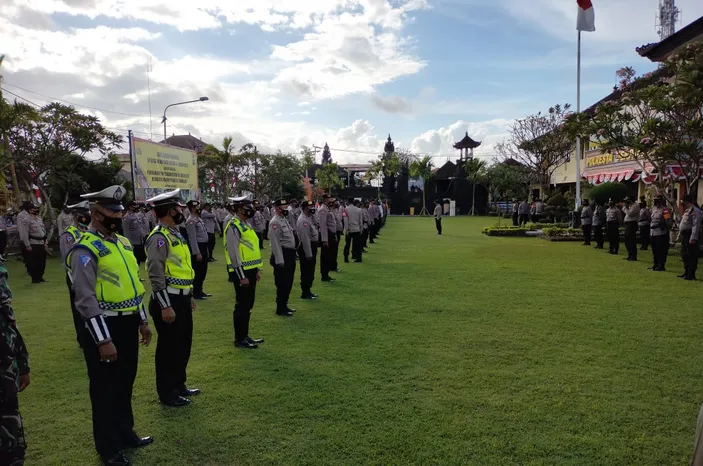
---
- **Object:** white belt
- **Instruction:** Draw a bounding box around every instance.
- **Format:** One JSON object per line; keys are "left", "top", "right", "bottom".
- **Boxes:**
{"left": 103, "top": 311, "right": 138, "bottom": 317}
{"left": 167, "top": 286, "right": 192, "bottom": 295}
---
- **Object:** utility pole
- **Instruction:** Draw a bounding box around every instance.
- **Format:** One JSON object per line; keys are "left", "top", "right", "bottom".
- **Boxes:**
{"left": 253, "top": 145, "right": 258, "bottom": 199}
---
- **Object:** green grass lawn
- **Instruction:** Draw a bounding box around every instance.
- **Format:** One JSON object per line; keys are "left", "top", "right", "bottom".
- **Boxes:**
{"left": 14, "top": 216, "right": 703, "bottom": 465}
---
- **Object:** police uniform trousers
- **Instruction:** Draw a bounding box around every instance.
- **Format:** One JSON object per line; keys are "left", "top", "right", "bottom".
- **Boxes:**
{"left": 263, "top": 225, "right": 269, "bottom": 240}
{"left": 362, "top": 227, "right": 369, "bottom": 249}
{"left": 299, "top": 244, "right": 317, "bottom": 296}
{"left": 192, "top": 244, "right": 210, "bottom": 296}
{"left": 519, "top": 214, "right": 529, "bottom": 226}
{"left": 512, "top": 212, "right": 518, "bottom": 226}
{"left": 149, "top": 293, "right": 193, "bottom": 402}
{"left": 332, "top": 231, "right": 342, "bottom": 270}
{"left": 639, "top": 225, "right": 650, "bottom": 250}
{"left": 581, "top": 223, "right": 591, "bottom": 245}
{"left": 651, "top": 234, "right": 669, "bottom": 270}
{"left": 132, "top": 244, "right": 146, "bottom": 265}
{"left": 233, "top": 268, "right": 258, "bottom": 342}
{"left": 256, "top": 232, "right": 264, "bottom": 250}
{"left": 79, "top": 312, "right": 140, "bottom": 458}
{"left": 207, "top": 233, "right": 216, "bottom": 260}
{"left": 66, "top": 274, "right": 84, "bottom": 342}
{"left": 344, "top": 232, "right": 362, "bottom": 262}
{"left": 0, "top": 230, "right": 8, "bottom": 257}
{"left": 320, "top": 232, "right": 337, "bottom": 279}
{"left": 593, "top": 224, "right": 604, "bottom": 248}
{"left": 272, "top": 248, "right": 296, "bottom": 311}
{"left": 606, "top": 221, "right": 619, "bottom": 253}
{"left": 680, "top": 230, "right": 699, "bottom": 279}
{"left": 624, "top": 221, "right": 638, "bottom": 260}
{"left": 435, "top": 218, "right": 442, "bottom": 235}
{"left": 27, "top": 245, "right": 46, "bottom": 283}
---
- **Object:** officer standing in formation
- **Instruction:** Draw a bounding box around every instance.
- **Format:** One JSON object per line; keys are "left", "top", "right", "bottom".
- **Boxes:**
{"left": 343, "top": 199, "right": 363, "bottom": 263}
{"left": 122, "top": 201, "right": 147, "bottom": 272}
{"left": 185, "top": 200, "right": 211, "bottom": 300}
{"left": 622, "top": 196, "right": 640, "bottom": 261}
{"left": 67, "top": 185, "right": 153, "bottom": 466}
{"left": 224, "top": 196, "right": 264, "bottom": 348}
{"left": 201, "top": 203, "right": 221, "bottom": 263}
{"left": 580, "top": 200, "right": 592, "bottom": 246}
{"left": 678, "top": 194, "right": 700, "bottom": 280}
{"left": 251, "top": 200, "right": 266, "bottom": 250}
{"left": 59, "top": 200, "right": 91, "bottom": 343}
{"left": 592, "top": 200, "right": 606, "bottom": 249}
{"left": 638, "top": 196, "right": 651, "bottom": 251}
{"left": 297, "top": 200, "right": 319, "bottom": 299}
{"left": 317, "top": 195, "right": 338, "bottom": 282}
{"left": 263, "top": 202, "right": 272, "bottom": 240}
{"left": 268, "top": 199, "right": 296, "bottom": 317}
{"left": 145, "top": 189, "right": 199, "bottom": 407}
{"left": 20, "top": 204, "right": 48, "bottom": 284}
{"left": 605, "top": 199, "right": 623, "bottom": 255}
{"left": 0, "top": 259, "right": 30, "bottom": 466}
{"left": 361, "top": 201, "right": 370, "bottom": 249}
{"left": 649, "top": 193, "right": 673, "bottom": 272}
{"left": 57, "top": 205, "right": 73, "bottom": 233}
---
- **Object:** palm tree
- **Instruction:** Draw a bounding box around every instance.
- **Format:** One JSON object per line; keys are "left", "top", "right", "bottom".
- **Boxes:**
{"left": 201, "top": 136, "right": 242, "bottom": 200}
{"left": 409, "top": 156, "right": 434, "bottom": 216}
{"left": 465, "top": 158, "right": 487, "bottom": 216}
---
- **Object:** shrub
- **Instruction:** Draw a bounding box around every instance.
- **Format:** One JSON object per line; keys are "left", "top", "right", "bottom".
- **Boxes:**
{"left": 525, "top": 222, "right": 569, "bottom": 230}
{"left": 586, "top": 182, "right": 630, "bottom": 205}
{"left": 482, "top": 227, "right": 531, "bottom": 237}
{"left": 546, "top": 193, "right": 568, "bottom": 207}
{"left": 540, "top": 227, "right": 584, "bottom": 241}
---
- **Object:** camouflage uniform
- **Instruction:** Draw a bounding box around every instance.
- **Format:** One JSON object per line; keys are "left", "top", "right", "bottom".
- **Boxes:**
{"left": 0, "top": 264, "right": 29, "bottom": 466}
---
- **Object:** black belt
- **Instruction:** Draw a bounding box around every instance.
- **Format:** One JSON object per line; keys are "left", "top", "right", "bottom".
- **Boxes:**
{"left": 30, "top": 235, "right": 46, "bottom": 240}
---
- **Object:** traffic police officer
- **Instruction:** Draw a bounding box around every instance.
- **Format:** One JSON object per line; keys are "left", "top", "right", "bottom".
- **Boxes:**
{"left": 185, "top": 200, "right": 211, "bottom": 299}
{"left": 297, "top": 200, "right": 319, "bottom": 300}
{"left": 225, "top": 195, "right": 264, "bottom": 348}
{"left": 20, "top": 204, "right": 48, "bottom": 284}
{"left": 145, "top": 189, "right": 199, "bottom": 407}
{"left": 269, "top": 199, "right": 296, "bottom": 317}
{"left": 678, "top": 194, "right": 700, "bottom": 280}
{"left": 67, "top": 185, "right": 153, "bottom": 466}
{"left": 60, "top": 200, "right": 91, "bottom": 343}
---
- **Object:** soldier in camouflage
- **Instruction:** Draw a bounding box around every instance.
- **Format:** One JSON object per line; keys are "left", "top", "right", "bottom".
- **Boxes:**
{"left": 0, "top": 262, "right": 30, "bottom": 466}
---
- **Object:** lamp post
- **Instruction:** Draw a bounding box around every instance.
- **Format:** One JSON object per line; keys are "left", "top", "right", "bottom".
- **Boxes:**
{"left": 161, "top": 97, "right": 209, "bottom": 143}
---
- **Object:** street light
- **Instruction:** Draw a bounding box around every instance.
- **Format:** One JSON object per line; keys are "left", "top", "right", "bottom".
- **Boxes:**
{"left": 162, "top": 96, "right": 209, "bottom": 143}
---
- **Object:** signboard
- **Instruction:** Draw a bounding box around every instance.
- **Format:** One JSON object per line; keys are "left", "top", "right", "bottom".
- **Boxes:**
{"left": 586, "top": 154, "right": 614, "bottom": 167}
{"left": 131, "top": 137, "right": 199, "bottom": 202}
{"left": 449, "top": 200, "right": 456, "bottom": 216}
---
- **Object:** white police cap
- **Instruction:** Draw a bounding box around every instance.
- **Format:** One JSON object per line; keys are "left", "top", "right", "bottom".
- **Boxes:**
{"left": 146, "top": 189, "right": 185, "bottom": 207}
{"left": 228, "top": 194, "right": 253, "bottom": 205}
{"left": 66, "top": 200, "right": 90, "bottom": 211}
{"left": 80, "top": 185, "right": 126, "bottom": 211}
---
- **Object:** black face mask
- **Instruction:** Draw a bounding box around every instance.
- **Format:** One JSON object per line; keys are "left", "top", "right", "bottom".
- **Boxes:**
{"left": 171, "top": 209, "right": 185, "bottom": 225}
{"left": 244, "top": 207, "right": 255, "bottom": 218}
{"left": 282, "top": 209, "right": 289, "bottom": 217}
{"left": 77, "top": 214, "right": 91, "bottom": 228}
{"left": 29, "top": 210, "right": 39, "bottom": 216}
{"left": 99, "top": 213, "right": 120, "bottom": 232}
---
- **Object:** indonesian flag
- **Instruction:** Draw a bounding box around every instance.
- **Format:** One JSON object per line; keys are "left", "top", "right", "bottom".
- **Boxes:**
{"left": 577, "top": 0, "right": 595, "bottom": 32}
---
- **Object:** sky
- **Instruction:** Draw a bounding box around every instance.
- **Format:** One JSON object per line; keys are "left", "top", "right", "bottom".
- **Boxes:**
{"left": 2, "top": 0, "right": 703, "bottom": 165}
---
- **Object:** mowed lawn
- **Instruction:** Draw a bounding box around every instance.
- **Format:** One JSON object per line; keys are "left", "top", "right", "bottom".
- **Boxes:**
{"left": 13, "top": 216, "right": 703, "bottom": 465}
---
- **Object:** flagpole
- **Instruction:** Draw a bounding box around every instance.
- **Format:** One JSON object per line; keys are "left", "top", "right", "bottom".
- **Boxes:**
{"left": 575, "top": 30, "right": 582, "bottom": 210}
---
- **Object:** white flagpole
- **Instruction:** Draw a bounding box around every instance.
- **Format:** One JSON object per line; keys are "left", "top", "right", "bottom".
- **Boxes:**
{"left": 575, "top": 30, "right": 582, "bottom": 210}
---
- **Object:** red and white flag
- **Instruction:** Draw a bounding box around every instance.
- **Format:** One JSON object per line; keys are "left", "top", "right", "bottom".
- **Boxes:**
{"left": 576, "top": 0, "right": 595, "bottom": 32}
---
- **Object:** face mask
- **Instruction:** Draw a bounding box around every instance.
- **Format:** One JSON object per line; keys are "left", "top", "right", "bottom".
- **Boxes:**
{"left": 99, "top": 213, "right": 120, "bottom": 232}
{"left": 171, "top": 209, "right": 185, "bottom": 225}
{"left": 30, "top": 210, "right": 39, "bottom": 216}
{"left": 77, "top": 214, "right": 90, "bottom": 228}
{"left": 282, "top": 209, "right": 289, "bottom": 217}
{"left": 244, "top": 207, "right": 256, "bottom": 218}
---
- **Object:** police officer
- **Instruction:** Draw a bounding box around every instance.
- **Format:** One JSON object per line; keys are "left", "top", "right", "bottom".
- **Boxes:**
{"left": 225, "top": 196, "right": 264, "bottom": 348}
{"left": 201, "top": 203, "right": 220, "bottom": 262}
{"left": 622, "top": 196, "right": 640, "bottom": 261}
{"left": 678, "top": 194, "right": 700, "bottom": 280}
{"left": 67, "top": 185, "right": 153, "bottom": 466}
{"left": 332, "top": 201, "right": 343, "bottom": 272}
{"left": 269, "top": 199, "right": 296, "bottom": 317}
{"left": 638, "top": 196, "right": 651, "bottom": 251}
{"left": 251, "top": 200, "right": 266, "bottom": 250}
{"left": 650, "top": 193, "right": 673, "bottom": 272}
{"left": 20, "top": 204, "right": 48, "bottom": 284}
{"left": 140, "top": 204, "right": 154, "bottom": 243}
{"left": 361, "top": 201, "right": 370, "bottom": 251}
{"left": 318, "top": 195, "right": 338, "bottom": 282}
{"left": 605, "top": 199, "right": 622, "bottom": 255}
{"left": 0, "top": 261, "right": 30, "bottom": 466}
{"left": 16, "top": 201, "right": 32, "bottom": 276}
{"left": 592, "top": 200, "right": 606, "bottom": 249}
{"left": 263, "top": 202, "right": 272, "bottom": 240}
{"left": 344, "top": 199, "right": 363, "bottom": 263}
{"left": 580, "top": 200, "right": 593, "bottom": 245}
{"left": 434, "top": 200, "right": 443, "bottom": 235}
{"left": 145, "top": 189, "right": 199, "bottom": 407}
{"left": 57, "top": 204, "right": 73, "bottom": 233}
{"left": 122, "top": 201, "right": 146, "bottom": 271}
{"left": 185, "top": 200, "right": 211, "bottom": 299}
{"left": 297, "top": 200, "right": 319, "bottom": 300}
{"left": 60, "top": 200, "right": 91, "bottom": 343}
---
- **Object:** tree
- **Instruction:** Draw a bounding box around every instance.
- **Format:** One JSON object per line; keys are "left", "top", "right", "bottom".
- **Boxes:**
{"left": 485, "top": 162, "right": 531, "bottom": 204}
{"left": 496, "top": 104, "right": 574, "bottom": 194}
{"left": 321, "top": 143, "right": 332, "bottom": 165}
{"left": 315, "top": 162, "right": 344, "bottom": 195}
{"left": 255, "top": 153, "right": 305, "bottom": 199}
{"left": 465, "top": 158, "right": 487, "bottom": 216}
{"left": 200, "top": 136, "right": 247, "bottom": 200}
{"left": 409, "top": 156, "right": 434, "bottom": 216}
{"left": 300, "top": 145, "right": 315, "bottom": 176}
{"left": 3, "top": 102, "right": 122, "bottom": 239}
{"left": 47, "top": 153, "right": 126, "bottom": 207}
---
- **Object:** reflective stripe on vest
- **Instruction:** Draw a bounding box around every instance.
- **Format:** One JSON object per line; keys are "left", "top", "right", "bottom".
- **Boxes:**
{"left": 146, "top": 225, "right": 195, "bottom": 289}
{"left": 224, "top": 217, "right": 263, "bottom": 272}
{"left": 67, "top": 231, "right": 145, "bottom": 312}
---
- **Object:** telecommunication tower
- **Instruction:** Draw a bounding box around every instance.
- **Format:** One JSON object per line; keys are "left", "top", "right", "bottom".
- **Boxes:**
{"left": 656, "top": 0, "right": 680, "bottom": 40}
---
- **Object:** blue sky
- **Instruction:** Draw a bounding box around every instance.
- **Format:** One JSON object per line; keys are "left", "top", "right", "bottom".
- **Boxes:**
{"left": 2, "top": 0, "right": 703, "bottom": 164}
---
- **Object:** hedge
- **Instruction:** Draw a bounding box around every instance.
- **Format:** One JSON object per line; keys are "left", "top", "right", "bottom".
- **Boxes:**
{"left": 482, "top": 227, "right": 530, "bottom": 237}
{"left": 540, "top": 227, "right": 584, "bottom": 242}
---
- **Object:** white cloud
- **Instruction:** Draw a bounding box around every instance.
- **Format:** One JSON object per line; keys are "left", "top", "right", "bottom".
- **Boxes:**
{"left": 410, "top": 119, "right": 513, "bottom": 158}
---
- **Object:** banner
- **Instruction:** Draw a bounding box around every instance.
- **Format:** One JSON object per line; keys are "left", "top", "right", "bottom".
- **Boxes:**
{"left": 131, "top": 137, "right": 199, "bottom": 201}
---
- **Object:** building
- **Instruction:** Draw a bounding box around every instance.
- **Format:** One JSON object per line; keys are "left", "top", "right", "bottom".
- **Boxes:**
{"left": 550, "top": 15, "right": 703, "bottom": 204}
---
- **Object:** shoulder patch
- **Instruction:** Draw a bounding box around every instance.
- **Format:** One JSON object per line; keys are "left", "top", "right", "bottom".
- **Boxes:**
{"left": 156, "top": 238, "right": 166, "bottom": 249}
{"left": 80, "top": 255, "right": 92, "bottom": 267}
{"left": 66, "top": 235, "right": 75, "bottom": 244}
{"left": 188, "top": 220, "right": 195, "bottom": 225}
{"left": 90, "top": 240, "right": 111, "bottom": 257}
{"left": 304, "top": 222, "right": 308, "bottom": 227}
{"left": 272, "top": 224, "right": 278, "bottom": 230}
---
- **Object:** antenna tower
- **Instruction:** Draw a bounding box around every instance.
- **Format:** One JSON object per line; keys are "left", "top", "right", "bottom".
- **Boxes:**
{"left": 656, "top": 0, "right": 680, "bottom": 41}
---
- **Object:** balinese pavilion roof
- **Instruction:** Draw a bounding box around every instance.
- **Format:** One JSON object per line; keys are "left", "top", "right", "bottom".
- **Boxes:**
{"left": 453, "top": 132, "right": 481, "bottom": 150}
